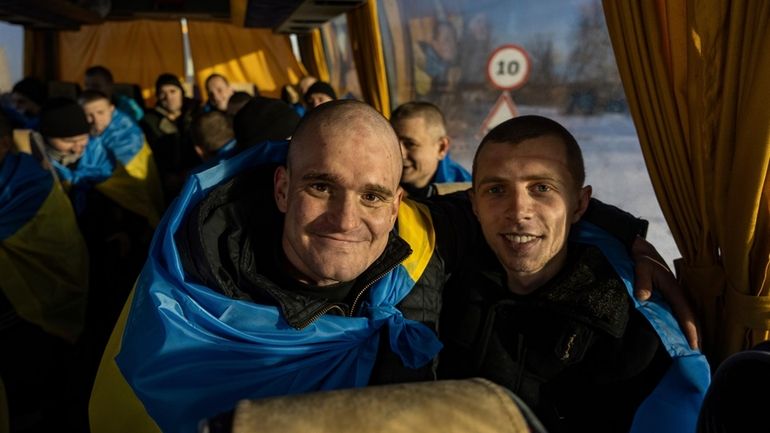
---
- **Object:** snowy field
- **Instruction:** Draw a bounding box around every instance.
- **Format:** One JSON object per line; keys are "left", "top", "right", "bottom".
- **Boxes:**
{"left": 451, "top": 106, "right": 681, "bottom": 269}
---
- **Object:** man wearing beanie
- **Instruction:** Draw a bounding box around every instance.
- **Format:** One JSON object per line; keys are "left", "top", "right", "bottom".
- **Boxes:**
{"left": 233, "top": 96, "right": 300, "bottom": 149}
{"left": 37, "top": 98, "right": 93, "bottom": 169}
{"left": 304, "top": 81, "right": 337, "bottom": 109}
{"left": 141, "top": 73, "right": 201, "bottom": 202}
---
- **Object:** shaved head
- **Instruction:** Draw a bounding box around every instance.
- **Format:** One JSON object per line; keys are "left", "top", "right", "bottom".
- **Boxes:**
{"left": 289, "top": 100, "right": 402, "bottom": 179}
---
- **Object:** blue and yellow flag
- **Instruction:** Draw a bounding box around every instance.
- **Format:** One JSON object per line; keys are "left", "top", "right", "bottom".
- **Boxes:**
{"left": 0, "top": 152, "right": 89, "bottom": 343}
{"left": 434, "top": 154, "right": 471, "bottom": 183}
{"left": 93, "top": 110, "right": 164, "bottom": 227}
{"left": 571, "top": 221, "right": 711, "bottom": 433}
{"left": 90, "top": 141, "right": 441, "bottom": 433}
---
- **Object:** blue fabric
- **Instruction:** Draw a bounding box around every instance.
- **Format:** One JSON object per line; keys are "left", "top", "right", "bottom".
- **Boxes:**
{"left": 115, "top": 140, "right": 442, "bottom": 433}
{"left": 433, "top": 155, "right": 471, "bottom": 183}
{"left": 571, "top": 221, "right": 710, "bottom": 433}
{"left": 115, "top": 94, "right": 144, "bottom": 122}
{"left": 52, "top": 138, "right": 115, "bottom": 214}
{"left": 94, "top": 109, "right": 144, "bottom": 166}
{"left": 0, "top": 153, "right": 53, "bottom": 241}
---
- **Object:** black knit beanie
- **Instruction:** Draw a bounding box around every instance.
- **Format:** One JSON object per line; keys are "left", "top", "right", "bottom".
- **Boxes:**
{"left": 233, "top": 97, "right": 300, "bottom": 148}
{"left": 39, "top": 98, "right": 91, "bottom": 138}
{"left": 304, "top": 81, "right": 337, "bottom": 103}
{"left": 155, "top": 73, "right": 184, "bottom": 95}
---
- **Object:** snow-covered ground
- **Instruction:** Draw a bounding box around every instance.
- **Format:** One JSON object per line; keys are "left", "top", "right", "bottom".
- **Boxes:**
{"left": 452, "top": 106, "right": 681, "bottom": 269}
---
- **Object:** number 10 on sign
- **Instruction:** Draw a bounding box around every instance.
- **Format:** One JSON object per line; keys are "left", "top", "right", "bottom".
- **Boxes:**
{"left": 486, "top": 45, "right": 531, "bottom": 91}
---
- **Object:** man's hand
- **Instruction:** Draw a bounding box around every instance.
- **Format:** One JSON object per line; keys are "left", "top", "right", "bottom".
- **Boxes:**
{"left": 632, "top": 236, "right": 700, "bottom": 350}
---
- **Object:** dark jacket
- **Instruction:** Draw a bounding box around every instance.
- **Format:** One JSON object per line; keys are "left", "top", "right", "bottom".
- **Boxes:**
{"left": 439, "top": 241, "right": 672, "bottom": 433}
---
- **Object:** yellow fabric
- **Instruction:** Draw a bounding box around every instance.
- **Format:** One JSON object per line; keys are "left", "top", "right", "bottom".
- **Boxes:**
{"left": 347, "top": 0, "right": 391, "bottom": 117}
{"left": 397, "top": 199, "right": 435, "bottom": 283}
{"left": 604, "top": 0, "right": 770, "bottom": 363}
{"left": 58, "top": 20, "right": 184, "bottom": 102}
{"left": 89, "top": 289, "right": 161, "bottom": 433}
{"left": 187, "top": 20, "right": 305, "bottom": 99}
{"left": 0, "top": 182, "right": 89, "bottom": 343}
{"left": 12, "top": 129, "right": 31, "bottom": 154}
{"left": 96, "top": 142, "right": 164, "bottom": 228}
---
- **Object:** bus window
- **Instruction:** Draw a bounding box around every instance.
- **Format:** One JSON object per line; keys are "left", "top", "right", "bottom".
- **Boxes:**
{"left": 378, "top": 0, "right": 680, "bottom": 267}
{"left": 0, "top": 21, "right": 23, "bottom": 92}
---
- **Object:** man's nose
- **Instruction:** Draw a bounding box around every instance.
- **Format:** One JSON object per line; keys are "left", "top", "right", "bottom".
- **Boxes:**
{"left": 328, "top": 194, "right": 360, "bottom": 231}
{"left": 505, "top": 189, "right": 533, "bottom": 221}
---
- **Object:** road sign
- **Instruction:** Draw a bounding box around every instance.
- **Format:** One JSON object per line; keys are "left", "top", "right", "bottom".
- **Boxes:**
{"left": 479, "top": 92, "right": 519, "bottom": 137}
{"left": 486, "top": 44, "right": 531, "bottom": 91}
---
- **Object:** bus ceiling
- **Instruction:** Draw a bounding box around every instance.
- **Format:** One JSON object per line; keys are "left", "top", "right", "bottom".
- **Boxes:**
{"left": 0, "top": 0, "right": 366, "bottom": 32}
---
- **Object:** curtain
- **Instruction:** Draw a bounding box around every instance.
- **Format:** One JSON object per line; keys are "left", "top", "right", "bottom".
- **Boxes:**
{"left": 58, "top": 20, "right": 184, "bottom": 102}
{"left": 298, "top": 29, "right": 330, "bottom": 83}
{"left": 347, "top": 0, "right": 391, "bottom": 116}
{"left": 604, "top": 0, "right": 770, "bottom": 364}
{"left": 187, "top": 20, "right": 305, "bottom": 99}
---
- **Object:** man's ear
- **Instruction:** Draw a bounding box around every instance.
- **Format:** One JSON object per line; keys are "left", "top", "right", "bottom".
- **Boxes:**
{"left": 193, "top": 144, "right": 206, "bottom": 160}
{"left": 391, "top": 186, "right": 404, "bottom": 225}
{"left": 274, "top": 166, "right": 289, "bottom": 213}
{"left": 437, "top": 136, "right": 450, "bottom": 160}
{"left": 572, "top": 185, "right": 592, "bottom": 223}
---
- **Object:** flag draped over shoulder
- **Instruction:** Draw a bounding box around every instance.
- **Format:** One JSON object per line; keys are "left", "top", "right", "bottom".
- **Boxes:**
{"left": 92, "top": 110, "right": 164, "bottom": 227}
{"left": 0, "top": 152, "right": 89, "bottom": 342}
{"left": 571, "top": 221, "right": 711, "bottom": 433}
{"left": 109, "top": 141, "right": 442, "bottom": 433}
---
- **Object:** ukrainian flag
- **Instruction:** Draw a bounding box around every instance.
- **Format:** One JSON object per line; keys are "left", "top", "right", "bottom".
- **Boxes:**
{"left": 90, "top": 141, "right": 442, "bottom": 433}
{"left": 93, "top": 109, "right": 164, "bottom": 227}
{"left": 0, "top": 152, "right": 89, "bottom": 343}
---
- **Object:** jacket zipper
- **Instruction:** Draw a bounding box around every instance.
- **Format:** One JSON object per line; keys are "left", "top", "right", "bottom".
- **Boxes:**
{"left": 295, "top": 249, "right": 410, "bottom": 328}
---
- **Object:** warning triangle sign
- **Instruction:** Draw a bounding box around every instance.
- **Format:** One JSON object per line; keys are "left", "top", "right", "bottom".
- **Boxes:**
{"left": 479, "top": 92, "right": 519, "bottom": 137}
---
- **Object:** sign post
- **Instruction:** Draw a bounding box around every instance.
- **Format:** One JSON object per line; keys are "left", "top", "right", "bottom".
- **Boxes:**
{"left": 480, "top": 44, "right": 531, "bottom": 136}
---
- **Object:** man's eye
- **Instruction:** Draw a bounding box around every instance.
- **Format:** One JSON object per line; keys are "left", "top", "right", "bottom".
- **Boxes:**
{"left": 533, "top": 184, "right": 551, "bottom": 193}
{"left": 362, "top": 193, "right": 383, "bottom": 203}
{"left": 487, "top": 185, "right": 504, "bottom": 194}
{"left": 309, "top": 183, "right": 329, "bottom": 193}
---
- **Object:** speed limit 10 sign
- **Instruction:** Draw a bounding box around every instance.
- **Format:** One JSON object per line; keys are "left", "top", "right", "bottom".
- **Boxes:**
{"left": 486, "top": 45, "right": 531, "bottom": 91}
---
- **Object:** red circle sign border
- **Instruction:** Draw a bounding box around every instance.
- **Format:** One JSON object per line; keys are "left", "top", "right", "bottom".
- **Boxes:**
{"left": 486, "top": 44, "right": 532, "bottom": 91}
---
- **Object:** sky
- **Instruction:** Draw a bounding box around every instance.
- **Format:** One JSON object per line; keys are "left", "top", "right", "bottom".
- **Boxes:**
{"left": 0, "top": 21, "right": 24, "bottom": 91}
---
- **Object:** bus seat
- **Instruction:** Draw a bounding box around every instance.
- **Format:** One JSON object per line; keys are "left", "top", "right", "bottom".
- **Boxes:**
{"left": 113, "top": 83, "right": 146, "bottom": 111}
{"left": 47, "top": 81, "right": 81, "bottom": 100}
{"left": 205, "top": 378, "right": 546, "bottom": 433}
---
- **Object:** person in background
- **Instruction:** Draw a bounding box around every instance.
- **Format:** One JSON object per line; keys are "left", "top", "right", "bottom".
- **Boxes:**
{"left": 5, "top": 76, "right": 47, "bottom": 130}
{"left": 191, "top": 110, "right": 236, "bottom": 165}
{"left": 0, "top": 110, "right": 89, "bottom": 433}
{"left": 79, "top": 90, "right": 164, "bottom": 227}
{"left": 37, "top": 99, "right": 152, "bottom": 411}
{"left": 303, "top": 81, "right": 337, "bottom": 109}
{"left": 84, "top": 65, "right": 144, "bottom": 122}
{"left": 439, "top": 115, "right": 710, "bottom": 433}
{"left": 204, "top": 73, "right": 235, "bottom": 113}
{"left": 390, "top": 101, "right": 471, "bottom": 198}
{"left": 141, "top": 73, "right": 201, "bottom": 202}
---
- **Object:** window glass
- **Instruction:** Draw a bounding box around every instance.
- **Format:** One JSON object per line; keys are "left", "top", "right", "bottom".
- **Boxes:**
{"left": 378, "top": 0, "right": 680, "bottom": 265}
{"left": 0, "top": 21, "right": 24, "bottom": 92}
{"left": 320, "top": 15, "right": 362, "bottom": 101}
